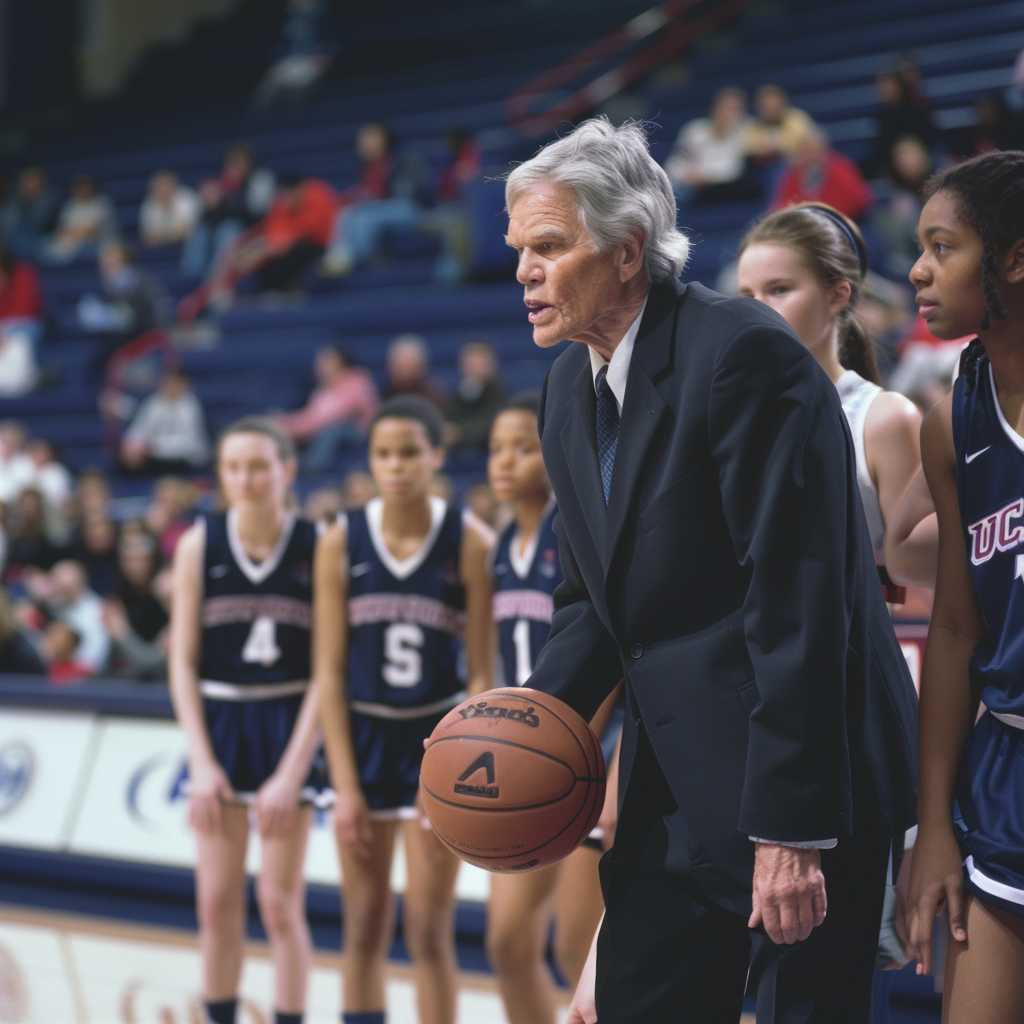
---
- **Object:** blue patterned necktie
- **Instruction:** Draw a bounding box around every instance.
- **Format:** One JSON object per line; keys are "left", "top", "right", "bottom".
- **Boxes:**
{"left": 595, "top": 365, "right": 620, "bottom": 505}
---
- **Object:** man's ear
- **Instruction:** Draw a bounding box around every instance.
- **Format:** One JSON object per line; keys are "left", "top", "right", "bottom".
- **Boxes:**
{"left": 619, "top": 230, "right": 646, "bottom": 283}
{"left": 1004, "top": 238, "right": 1024, "bottom": 285}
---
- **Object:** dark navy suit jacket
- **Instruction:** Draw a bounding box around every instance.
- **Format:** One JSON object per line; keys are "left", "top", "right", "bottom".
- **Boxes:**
{"left": 528, "top": 278, "right": 918, "bottom": 916}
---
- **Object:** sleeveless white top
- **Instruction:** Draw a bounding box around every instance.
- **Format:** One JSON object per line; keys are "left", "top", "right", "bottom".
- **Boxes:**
{"left": 836, "top": 369, "right": 885, "bottom": 562}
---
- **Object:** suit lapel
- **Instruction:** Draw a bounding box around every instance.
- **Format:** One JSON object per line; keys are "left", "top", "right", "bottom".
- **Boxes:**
{"left": 561, "top": 356, "right": 607, "bottom": 556}
{"left": 604, "top": 280, "right": 682, "bottom": 570}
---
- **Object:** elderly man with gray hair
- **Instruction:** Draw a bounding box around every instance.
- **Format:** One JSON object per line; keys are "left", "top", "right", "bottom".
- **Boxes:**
{"left": 503, "top": 118, "right": 918, "bottom": 1022}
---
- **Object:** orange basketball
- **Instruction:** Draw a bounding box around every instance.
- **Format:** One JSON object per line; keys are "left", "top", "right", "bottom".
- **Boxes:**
{"left": 419, "top": 687, "right": 606, "bottom": 872}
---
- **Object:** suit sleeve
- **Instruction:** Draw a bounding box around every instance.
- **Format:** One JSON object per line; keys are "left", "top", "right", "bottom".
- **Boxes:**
{"left": 526, "top": 372, "right": 623, "bottom": 721}
{"left": 709, "top": 324, "right": 853, "bottom": 842}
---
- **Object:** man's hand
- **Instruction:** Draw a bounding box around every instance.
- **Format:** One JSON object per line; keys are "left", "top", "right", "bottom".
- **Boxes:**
{"left": 748, "top": 843, "right": 828, "bottom": 944}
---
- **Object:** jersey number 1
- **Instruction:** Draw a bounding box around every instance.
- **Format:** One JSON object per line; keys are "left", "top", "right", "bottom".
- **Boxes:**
{"left": 242, "top": 615, "right": 281, "bottom": 667}
{"left": 384, "top": 623, "right": 424, "bottom": 687}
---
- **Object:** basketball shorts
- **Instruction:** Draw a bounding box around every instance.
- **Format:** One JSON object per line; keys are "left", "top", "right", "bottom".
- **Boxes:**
{"left": 956, "top": 710, "right": 1024, "bottom": 918}
{"left": 197, "top": 688, "right": 326, "bottom": 804}
{"left": 348, "top": 706, "right": 448, "bottom": 819}
{"left": 583, "top": 699, "right": 625, "bottom": 851}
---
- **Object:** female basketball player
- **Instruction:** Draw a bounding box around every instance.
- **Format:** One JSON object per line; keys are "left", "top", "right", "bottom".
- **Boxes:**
{"left": 737, "top": 202, "right": 936, "bottom": 592}
{"left": 485, "top": 394, "right": 619, "bottom": 1023}
{"left": 314, "top": 396, "right": 493, "bottom": 1024}
{"left": 905, "top": 151, "right": 1024, "bottom": 1022}
{"left": 169, "top": 417, "right": 322, "bottom": 1024}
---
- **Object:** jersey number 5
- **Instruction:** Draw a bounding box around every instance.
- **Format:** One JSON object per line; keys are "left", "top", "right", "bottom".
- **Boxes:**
{"left": 242, "top": 615, "right": 282, "bottom": 667}
{"left": 383, "top": 623, "right": 424, "bottom": 687}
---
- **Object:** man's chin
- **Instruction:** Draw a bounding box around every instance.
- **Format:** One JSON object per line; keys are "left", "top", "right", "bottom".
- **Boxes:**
{"left": 531, "top": 324, "right": 565, "bottom": 348}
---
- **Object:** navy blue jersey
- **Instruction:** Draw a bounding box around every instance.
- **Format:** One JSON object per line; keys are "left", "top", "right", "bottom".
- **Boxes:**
{"left": 345, "top": 496, "right": 466, "bottom": 711}
{"left": 198, "top": 512, "right": 316, "bottom": 688}
{"left": 492, "top": 504, "right": 560, "bottom": 686}
{"left": 952, "top": 355, "right": 1024, "bottom": 718}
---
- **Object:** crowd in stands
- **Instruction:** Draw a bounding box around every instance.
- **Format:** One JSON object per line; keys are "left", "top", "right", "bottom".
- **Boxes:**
{"left": 1, "top": 37, "right": 1023, "bottom": 682}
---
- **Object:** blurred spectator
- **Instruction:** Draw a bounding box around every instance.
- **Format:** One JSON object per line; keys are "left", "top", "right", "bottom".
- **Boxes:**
{"left": 21, "top": 439, "right": 73, "bottom": 511}
{"left": 341, "top": 469, "right": 377, "bottom": 509}
{"left": 953, "top": 92, "right": 1022, "bottom": 159}
{"left": 277, "top": 346, "right": 379, "bottom": 471}
{"left": 857, "top": 271, "right": 916, "bottom": 379}
{"left": 47, "top": 175, "right": 118, "bottom": 263}
{"left": 74, "top": 468, "right": 112, "bottom": 523}
{"left": 182, "top": 144, "right": 276, "bottom": 278}
{"left": 744, "top": 84, "right": 816, "bottom": 162}
{"left": 0, "top": 243, "right": 44, "bottom": 397}
{"left": 3, "top": 487, "right": 65, "bottom": 578}
{"left": 42, "top": 620, "right": 90, "bottom": 684}
{"left": 145, "top": 477, "right": 200, "bottom": 560}
{"left": 254, "top": 0, "right": 338, "bottom": 106}
{"left": 0, "top": 167, "right": 59, "bottom": 261}
{"left": 0, "top": 587, "right": 46, "bottom": 674}
{"left": 431, "top": 473, "right": 454, "bottom": 502}
{"left": 1009, "top": 48, "right": 1024, "bottom": 112}
{"left": 182, "top": 174, "right": 336, "bottom": 315}
{"left": 79, "top": 241, "right": 169, "bottom": 377}
{"left": 665, "top": 88, "right": 756, "bottom": 205}
{"left": 140, "top": 170, "right": 199, "bottom": 247}
{"left": 445, "top": 341, "right": 506, "bottom": 453}
{"left": 104, "top": 526, "right": 169, "bottom": 681}
{"left": 872, "top": 136, "right": 932, "bottom": 279}
{"left": 889, "top": 319, "right": 970, "bottom": 412}
{"left": 0, "top": 422, "right": 32, "bottom": 505}
{"left": 0, "top": 244, "right": 43, "bottom": 322}
{"left": 865, "top": 71, "right": 937, "bottom": 178}
{"left": 303, "top": 486, "right": 344, "bottom": 524}
{"left": 120, "top": 369, "right": 210, "bottom": 475}
{"left": 422, "top": 128, "right": 483, "bottom": 283}
{"left": 73, "top": 512, "right": 119, "bottom": 597}
{"left": 384, "top": 334, "right": 447, "bottom": 407}
{"left": 43, "top": 560, "right": 109, "bottom": 673}
{"left": 322, "top": 124, "right": 428, "bottom": 276}
{"left": 773, "top": 125, "right": 873, "bottom": 221}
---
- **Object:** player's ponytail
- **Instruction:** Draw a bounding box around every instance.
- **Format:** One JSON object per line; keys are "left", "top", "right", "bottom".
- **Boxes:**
{"left": 740, "top": 202, "right": 879, "bottom": 383}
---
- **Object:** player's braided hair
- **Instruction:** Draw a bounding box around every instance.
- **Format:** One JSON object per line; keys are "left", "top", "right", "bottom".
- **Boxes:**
{"left": 924, "top": 150, "right": 1024, "bottom": 390}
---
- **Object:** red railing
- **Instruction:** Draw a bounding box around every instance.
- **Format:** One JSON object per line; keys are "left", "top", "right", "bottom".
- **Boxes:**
{"left": 506, "top": 0, "right": 748, "bottom": 137}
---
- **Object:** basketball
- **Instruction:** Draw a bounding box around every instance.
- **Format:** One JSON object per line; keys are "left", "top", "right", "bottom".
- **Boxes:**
{"left": 419, "top": 687, "right": 607, "bottom": 872}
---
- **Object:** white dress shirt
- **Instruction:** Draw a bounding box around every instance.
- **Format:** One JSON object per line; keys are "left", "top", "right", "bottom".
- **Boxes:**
{"left": 585, "top": 293, "right": 837, "bottom": 852}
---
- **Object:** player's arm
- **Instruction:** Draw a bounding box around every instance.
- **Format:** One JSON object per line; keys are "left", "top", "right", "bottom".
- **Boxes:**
{"left": 888, "top": 464, "right": 938, "bottom": 588}
{"left": 168, "top": 522, "right": 234, "bottom": 830}
{"left": 461, "top": 513, "right": 495, "bottom": 696}
{"left": 908, "top": 394, "right": 984, "bottom": 972}
{"left": 868, "top": 391, "right": 938, "bottom": 588}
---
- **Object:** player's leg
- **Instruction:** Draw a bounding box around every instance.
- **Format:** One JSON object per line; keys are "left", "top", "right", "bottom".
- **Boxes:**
{"left": 401, "top": 818, "right": 461, "bottom": 1024}
{"left": 942, "top": 896, "right": 1024, "bottom": 1023}
{"left": 552, "top": 844, "right": 604, "bottom": 987}
{"left": 337, "top": 819, "right": 400, "bottom": 1019}
{"left": 487, "top": 863, "right": 562, "bottom": 1024}
{"left": 195, "top": 803, "right": 250, "bottom": 1023}
{"left": 256, "top": 805, "right": 314, "bottom": 1021}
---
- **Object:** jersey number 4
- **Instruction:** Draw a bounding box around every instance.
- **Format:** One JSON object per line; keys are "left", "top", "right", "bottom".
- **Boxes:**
{"left": 384, "top": 623, "right": 424, "bottom": 687}
{"left": 242, "top": 615, "right": 282, "bottom": 667}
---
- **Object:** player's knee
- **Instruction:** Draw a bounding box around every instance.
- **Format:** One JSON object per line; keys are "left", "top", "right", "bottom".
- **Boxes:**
{"left": 404, "top": 905, "right": 452, "bottom": 964}
{"left": 486, "top": 916, "right": 538, "bottom": 975}
{"left": 553, "top": 931, "right": 587, "bottom": 986}
{"left": 197, "top": 882, "right": 243, "bottom": 932}
{"left": 256, "top": 880, "right": 301, "bottom": 939}
{"left": 344, "top": 900, "right": 391, "bottom": 960}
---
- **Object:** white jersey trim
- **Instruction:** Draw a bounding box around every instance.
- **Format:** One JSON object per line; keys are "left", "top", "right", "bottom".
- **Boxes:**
{"left": 988, "top": 362, "right": 1024, "bottom": 454}
{"left": 365, "top": 496, "right": 447, "bottom": 580}
{"left": 227, "top": 509, "right": 296, "bottom": 586}
{"left": 966, "top": 855, "right": 1024, "bottom": 906}
{"left": 200, "top": 679, "right": 309, "bottom": 700}
{"left": 992, "top": 710, "right": 1024, "bottom": 731}
{"left": 349, "top": 690, "right": 466, "bottom": 720}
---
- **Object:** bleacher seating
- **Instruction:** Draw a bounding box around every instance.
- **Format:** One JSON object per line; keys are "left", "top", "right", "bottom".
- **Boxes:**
{"left": 7, "top": 0, "right": 1021, "bottom": 503}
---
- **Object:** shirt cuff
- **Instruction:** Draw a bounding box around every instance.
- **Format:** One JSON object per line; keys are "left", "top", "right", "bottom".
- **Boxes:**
{"left": 749, "top": 836, "right": 839, "bottom": 850}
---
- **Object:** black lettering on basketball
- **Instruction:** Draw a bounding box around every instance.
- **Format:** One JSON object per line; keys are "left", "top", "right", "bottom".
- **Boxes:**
{"left": 454, "top": 750, "right": 499, "bottom": 797}
{"left": 455, "top": 700, "right": 540, "bottom": 727}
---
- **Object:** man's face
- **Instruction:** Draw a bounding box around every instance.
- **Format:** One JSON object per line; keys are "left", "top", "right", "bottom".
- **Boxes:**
{"left": 506, "top": 181, "right": 623, "bottom": 349}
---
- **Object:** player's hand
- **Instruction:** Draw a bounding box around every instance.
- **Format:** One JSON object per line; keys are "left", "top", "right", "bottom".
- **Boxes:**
{"left": 333, "top": 787, "right": 373, "bottom": 861}
{"left": 188, "top": 758, "right": 235, "bottom": 834}
{"left": 567, "top": 924, "right": 599, "bottom": 1023}
{"left": 255, "top": 771, "right": 302, "bottom": 838}
{"left": 908, "top": 824, "right": 966, "bottom": 976}
{"left": 597, "top": 780, "right": 618, "bottom": 852}
{"left": 748, "top": 843, "right": 827, "bottom": 945}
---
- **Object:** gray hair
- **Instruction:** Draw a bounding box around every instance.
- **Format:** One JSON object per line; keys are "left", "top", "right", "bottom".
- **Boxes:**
{"left": 505, "top": 117, "right": 690, "bottom": 282}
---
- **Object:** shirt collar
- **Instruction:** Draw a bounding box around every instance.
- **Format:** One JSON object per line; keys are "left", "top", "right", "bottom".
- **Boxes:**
{"left": 589, "top": 296, "right": 649, "bottom": 412}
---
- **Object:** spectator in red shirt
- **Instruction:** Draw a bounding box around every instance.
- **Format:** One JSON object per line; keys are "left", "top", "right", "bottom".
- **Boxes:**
{"left": 0, "top": 246, "right": 42, "bottom": 323}
{"left": 0, "top": 245, "right": 44, "bottom": 397}
{"left": 42, "top": 620, "right": 91, "bottom": 684}
{"left": 773, "top": 126, "right": 873, "bottom": 222}
{"left": 277, "top": 345, "right": 379, "bottom": 471}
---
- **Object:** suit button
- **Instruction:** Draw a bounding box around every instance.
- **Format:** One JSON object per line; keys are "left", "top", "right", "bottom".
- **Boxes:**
{"left": 630, "top": 643, "right": 644, "bottom": 660}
